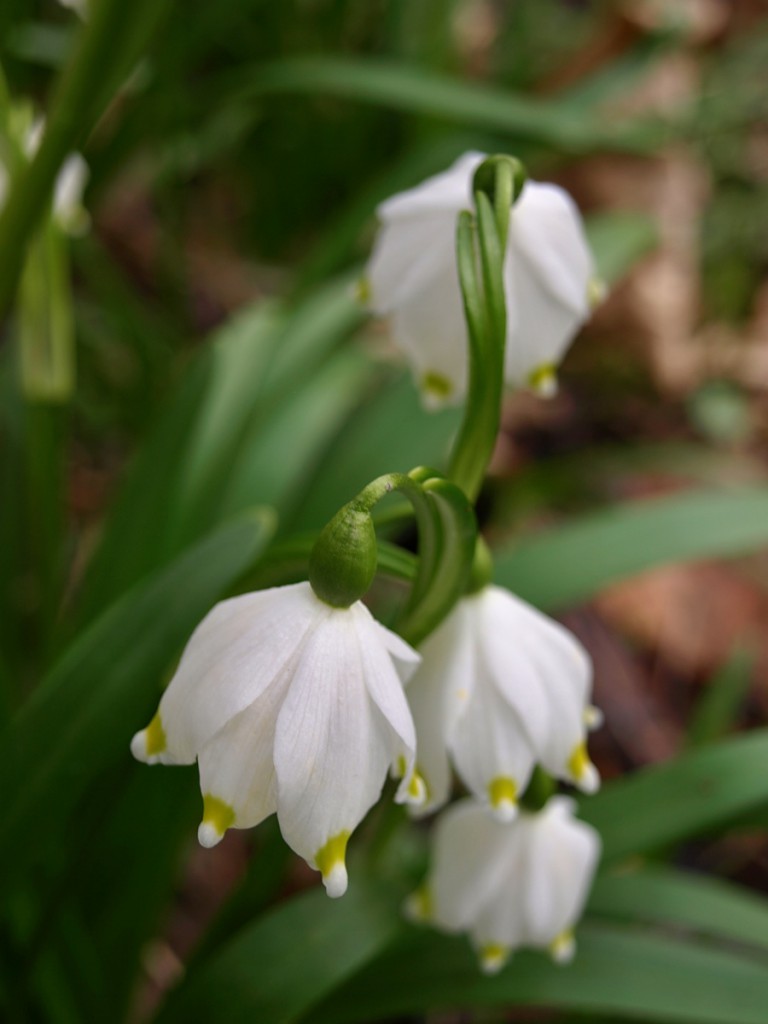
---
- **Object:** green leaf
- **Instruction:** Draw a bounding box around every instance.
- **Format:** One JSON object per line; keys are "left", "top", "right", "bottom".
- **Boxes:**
{"left": 225, "top": 57, "right": 662, "bottom": 154}
{"left": 0, "top": 509, "right": 275, "bottom": 879}
{"left": 495, "top": 486, "right": 768, "bottom": 610}
{"left": 77, "top": 277, "right": 361, "bottom": 622}
{"left": 307, "top": 921, "right": 768, "bottom": 1024}
{"left": 586, "top": 211, "right": 657, "bottom": 285}
{"left": 580, "top": 729, "right": 768, "bottom": 864}
{"left": 155, "top": 879, "right": 402, "bottom": 1024}
{"left": 220, "top": 349, "right": 374, "bottom": 521}
{"left": 589, "top": 866, "right": 768, "bottom": 955}
{"left": 688, "top": 647, "right": 754, "bottom": 748}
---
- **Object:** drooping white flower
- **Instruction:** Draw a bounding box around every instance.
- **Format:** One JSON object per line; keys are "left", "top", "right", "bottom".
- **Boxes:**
{"left": 407, "top": 584, "right": 600, "bottom": 820}
{"left": 409, "top": 796, "right": 601, "bottom": 973}
{"left": 131, "top": 581, "right": 424, "bottom": 897}
{"left": 365, "top": 151, "right": 600, "bottom": 407}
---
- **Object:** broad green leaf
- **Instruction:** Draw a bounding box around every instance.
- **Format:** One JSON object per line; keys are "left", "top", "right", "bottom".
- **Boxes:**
{"left": 155, "top": 879, "right": 402, "bottom": 1024}
{"left": 495, "top": 486, "right": 768, "bottom": 610}
{"left": 589, "top": 866, "right": 768, "bottom": 955}
{"left": 227, "top": 57, "right": 662, "bottom": 154}
{"left": 0, "top": 509, "right": 275, "bottom": 878}
{"left": 580, "top": 729, "right": 768, "bottom": 864}
{"left": 307, "top": 920, "right": 768, "bottom": 1024}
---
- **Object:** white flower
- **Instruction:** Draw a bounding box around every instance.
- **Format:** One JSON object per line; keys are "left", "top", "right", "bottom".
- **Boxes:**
{"left": 365, "top": 151, "right": 600, "bottom": 407}
{"left": 131, "top": 581, "right": 425, "bottom": 897}
{"left": 409, "top": 796, "right": 601, "bottom": 973}
{"left": 407, "top": 584, "right": 600, "bottom": 820}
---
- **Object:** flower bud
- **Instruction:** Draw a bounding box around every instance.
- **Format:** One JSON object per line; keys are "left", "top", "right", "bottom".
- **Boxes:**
{"left": 309, "top": 505, "right": 378, "bottom": 608}
{"left": 472, "top": 154, "right": 527, "bottom": 209}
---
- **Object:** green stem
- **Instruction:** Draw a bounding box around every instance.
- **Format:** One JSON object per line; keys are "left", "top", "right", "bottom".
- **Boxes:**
{"left": 447, "top": 157, "right": 524, "bottom": 503}
{"left": 0, "top": 0, "right": 173, "bottom": 316}
{"left": 309, "top": 468, "right": 476, "bottom": 644}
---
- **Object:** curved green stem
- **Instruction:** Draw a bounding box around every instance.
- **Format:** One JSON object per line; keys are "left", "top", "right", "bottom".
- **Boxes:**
{"left": 309, "top": 467, "right": 476, "bottom": 643}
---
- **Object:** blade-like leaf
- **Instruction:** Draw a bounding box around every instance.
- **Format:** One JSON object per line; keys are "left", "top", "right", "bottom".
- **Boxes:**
{"left": 580, "top": 729, "right": 768, "bottom": 864}
{"left": 224, "top": 57, "right": 663, "bottom": 154}
{"left": 589, "top": 866, "right": 768, "bottom": 955}
{"left": 155, "top": 878, "right": 402, "bottom": 1024}
{"left": 495, "top": 486, "right": 768, "bottom": 610}
{"left": 307, "top": 921, "right": 768, "bottom": 1024}
{"left": 0, "top": 509, "right": 275, "bottom": 878}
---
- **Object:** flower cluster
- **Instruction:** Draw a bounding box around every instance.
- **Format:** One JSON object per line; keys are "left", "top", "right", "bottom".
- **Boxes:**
{"left": 132, "top": 151, "right": 603, "bottom": 970}
{"left": 408, "top": 797, "right": 601, "bottom": 974}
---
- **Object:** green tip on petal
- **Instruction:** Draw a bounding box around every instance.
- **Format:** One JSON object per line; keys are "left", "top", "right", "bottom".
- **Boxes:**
{"left": 144, "top": 713, "right": 167, "bottom": 757}
{"left": 550, "top": 930, "right": 576, "bottom": 964}
{"left": 198, "top": 794, "right": 236, "bottom": 848}
{"left": 568, "top": 742, "right": 600, "bottom": 794}
{"left": 488, "top": 776, "right": 518, "bottom": 822}
{"left": 315, "top": 831, "right": 351, "bottom": 898}
{"left": 421, "top": 370, "right": 454, "bottom": 402}
{"left": 355, "top": 276, "right": 372, "bottom": 306}
{"left": 527, "top": 363, "right": 558, "bottom": 398}
{"left": 130, "top": 712, "right": 167, "bottom": 763}
{"left": 588, "top": 276, "right": 607, "bottom": 309}
{"left": 478, "top": 942, "right": 510, "bottom": 975}
{"left": 403, "top": 885, "right": 433, "bottom": 923}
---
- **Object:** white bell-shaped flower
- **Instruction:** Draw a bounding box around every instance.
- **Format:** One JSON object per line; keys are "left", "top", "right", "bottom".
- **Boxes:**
{"left": 366, "top": 151, "right": 599, "bottom": 407}
{"left": 131, "top": 581, "right": 424, "bottom": 897}
{"left": 410, "top": 796, "right": 601, "bottom": 973}
{"left": 407, "top": 584, "right": 600, "bottom": 821}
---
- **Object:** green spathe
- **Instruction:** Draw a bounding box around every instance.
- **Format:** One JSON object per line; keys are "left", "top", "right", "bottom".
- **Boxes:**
{"left": 309, "top": 504, "right": 377, "bottom": 608}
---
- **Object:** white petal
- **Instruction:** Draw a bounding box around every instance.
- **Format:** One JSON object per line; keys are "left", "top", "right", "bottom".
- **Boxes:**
{"left": 469, "top": 588, "right": 553, "bottom": 753}
{"left": 370, "top": 617, "right": 422, "bottom": 685}
{"left": 474, "top": 585, "right": 594, "bottom": 786}
{"left": 158, "top": 582, "right": 325, "bottom": 762}
{"left": 273, "top": 609, "right": 391, "bottom": 879}
{"left": 407, "top": 602, "right": 476, "bottom": 814}
{"left": 367, "top": 215, "right": 455, "bottom": 313}
{"left": 195, "top": 668, "right": 293, "bottom": 843}
{"left": 428, "top": 800, "right": 515, "bottom": 932}
{"left": 375, "top": 152, "right": 483, "bottom": 222}
{"left": 511, "top": 182, "right": 594, "bottom": 316}
{"left": 522, "top": 797, "right": 601, "bottom": 948}
{"left": 448, "top": 667, "right": 536, "bottom": 820}
{"left": 387, "top": 258, "right": 469, "bottom": 405}
{"left": 350, "top": 603, "right": 421, "bottom": 804}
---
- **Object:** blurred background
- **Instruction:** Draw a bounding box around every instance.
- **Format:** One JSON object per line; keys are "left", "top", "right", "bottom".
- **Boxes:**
{"left": 2, "top": 1, "right": 768, "bottom": 1021}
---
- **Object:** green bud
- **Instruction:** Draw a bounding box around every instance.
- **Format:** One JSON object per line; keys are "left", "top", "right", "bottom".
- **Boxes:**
{"left": 309, "top": 504, "right": 378, "bottom": 608}
{"left": 472, "top": 155, "right": 527, "bottom": 210}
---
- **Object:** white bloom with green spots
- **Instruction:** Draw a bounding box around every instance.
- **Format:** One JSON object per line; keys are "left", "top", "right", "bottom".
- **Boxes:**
{"left": 131, "top": 581, "right": 424, "bottom": 897}
{"left": 410, "top": 796, "right": 601, "bottom": 973}
{"left": 365, "top": 151, "right": 600, "bottom": 407}
{"left": 407, "top": 584, "right": 600, "bottom": 820}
